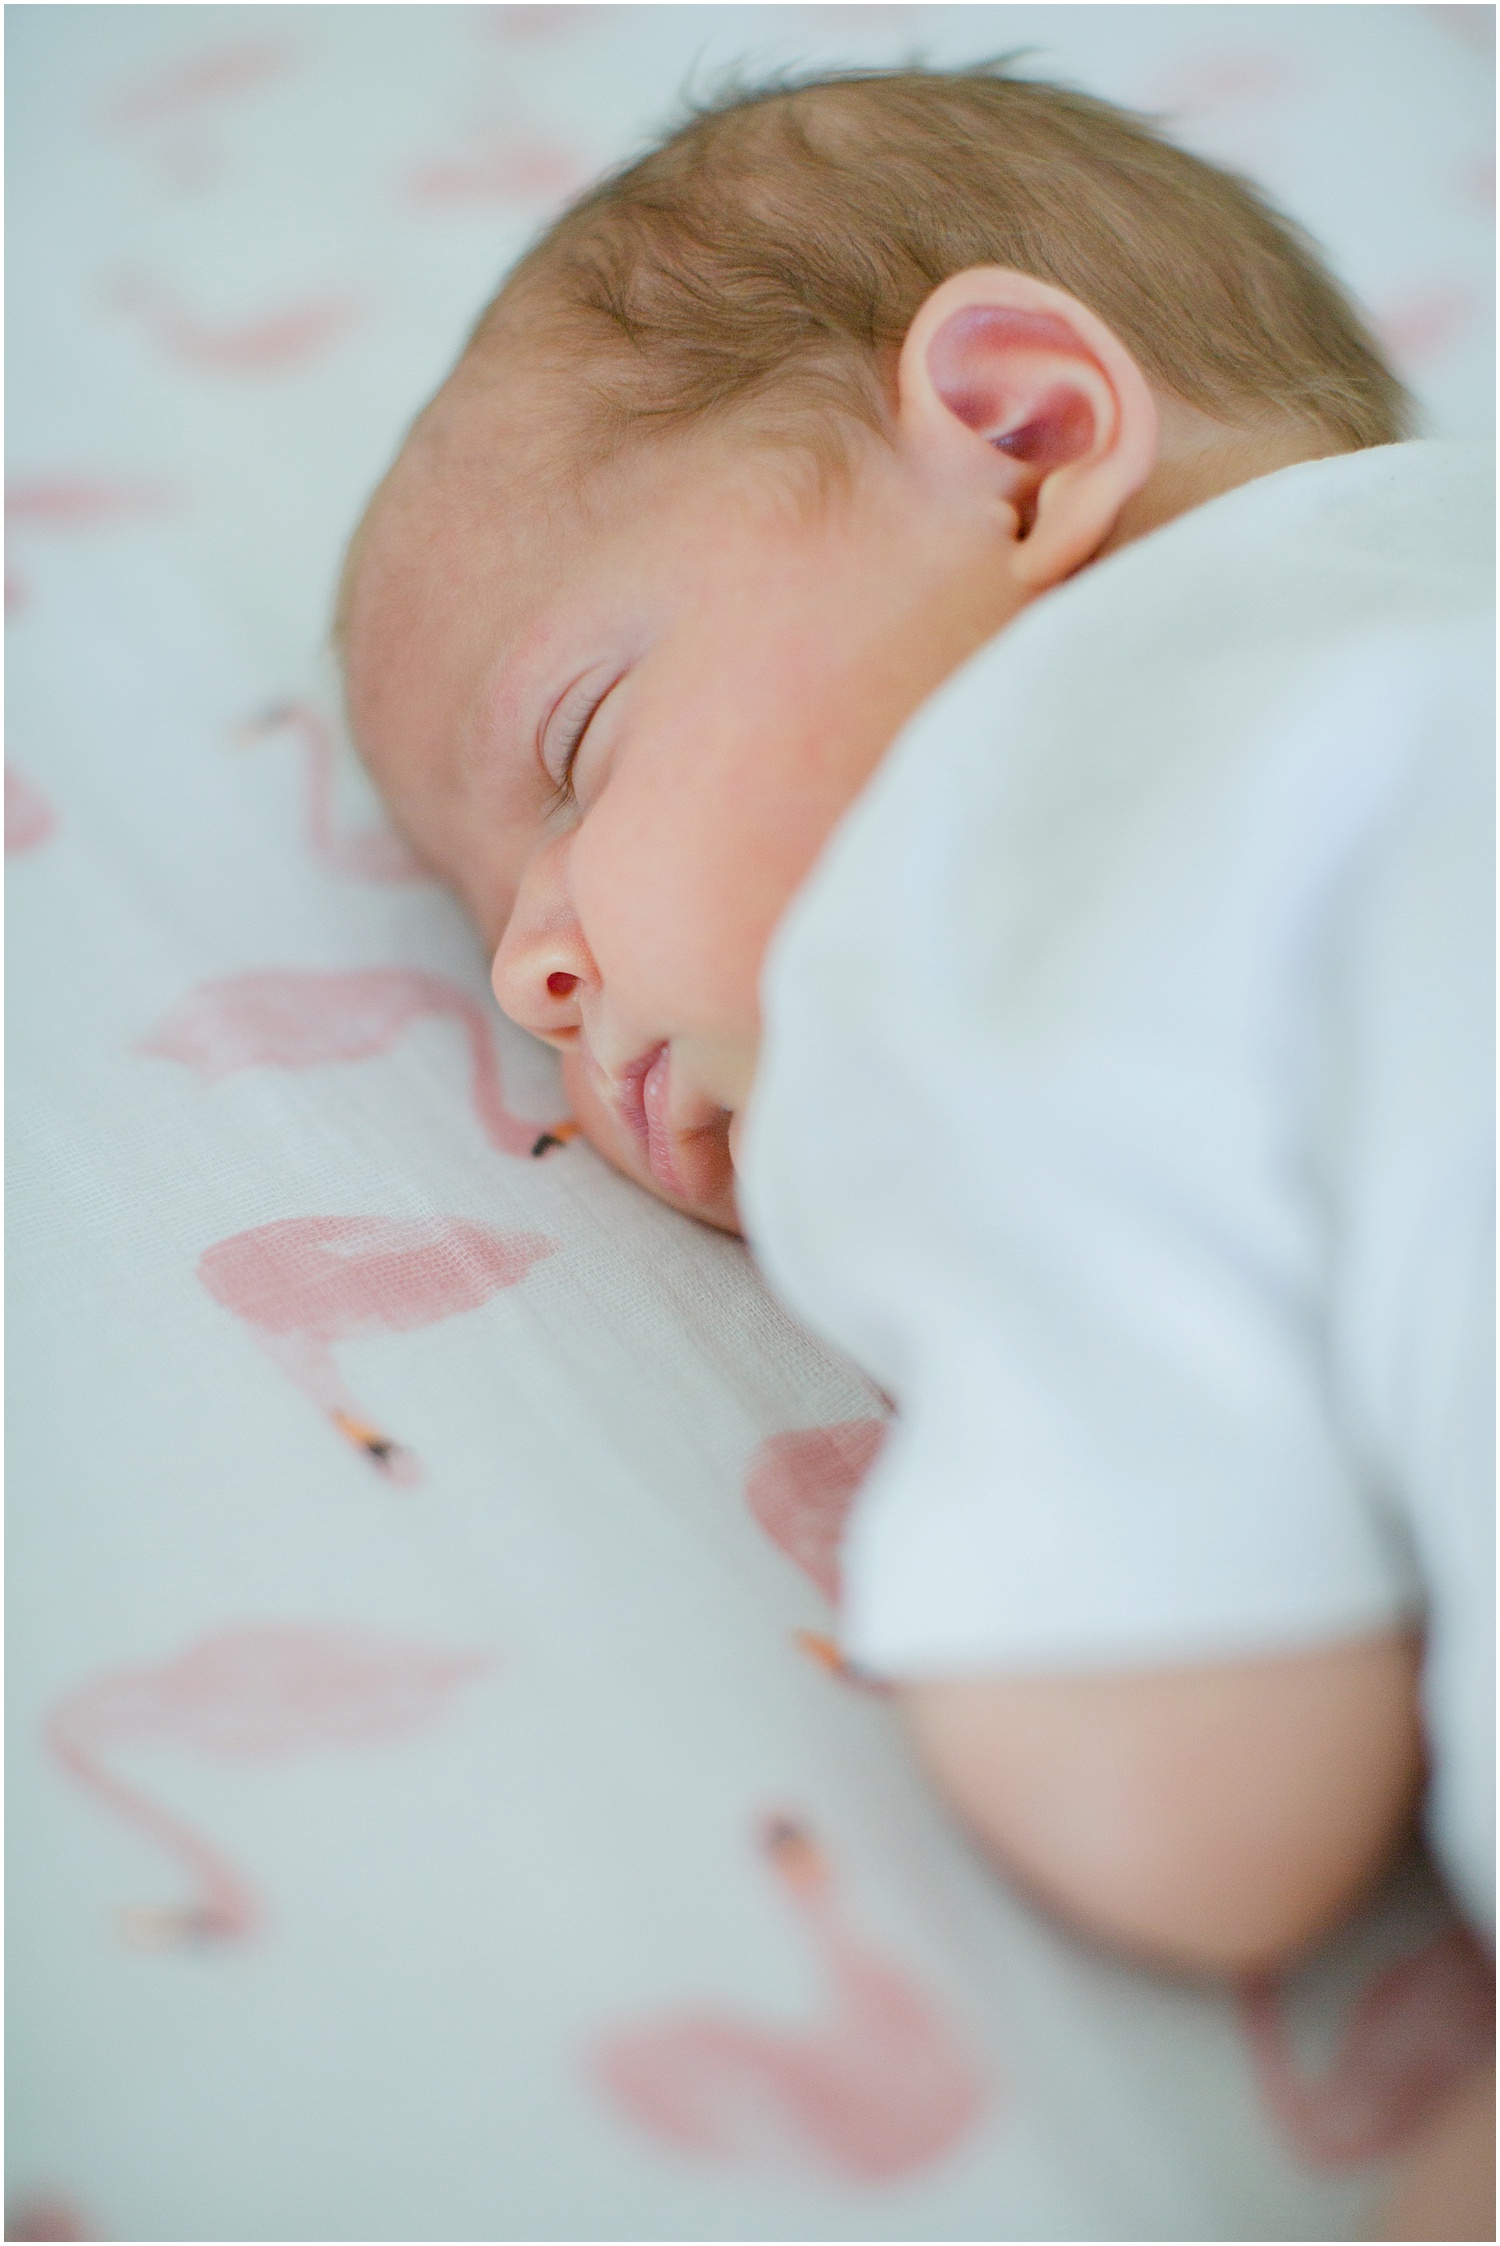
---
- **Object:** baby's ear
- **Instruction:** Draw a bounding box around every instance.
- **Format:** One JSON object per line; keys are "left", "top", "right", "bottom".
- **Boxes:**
{"left": 897, "top": 268, "right": 1158, "bottom": 588}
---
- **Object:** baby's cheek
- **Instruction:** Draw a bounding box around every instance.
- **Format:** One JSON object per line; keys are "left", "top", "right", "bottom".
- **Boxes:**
{"left": 570, "top": 783, "right": 769, "bottom": 1051}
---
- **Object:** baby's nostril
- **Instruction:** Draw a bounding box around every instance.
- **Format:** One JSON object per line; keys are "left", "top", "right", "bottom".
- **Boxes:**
{"left": 547, "top": 971, "right": 578, "bottom": 998}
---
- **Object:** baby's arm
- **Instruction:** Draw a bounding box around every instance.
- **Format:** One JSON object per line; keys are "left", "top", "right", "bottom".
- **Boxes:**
{"left": 900, "top": 1629, "right": 1423, "bottom": 1973}
{"left": 906, "top": 1637, "right": 1497, "bottom": 2244}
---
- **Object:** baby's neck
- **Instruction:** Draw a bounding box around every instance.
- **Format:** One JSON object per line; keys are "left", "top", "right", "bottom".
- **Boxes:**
{"left": 1104, "top": 403, "right": 1344, "bottom": 557}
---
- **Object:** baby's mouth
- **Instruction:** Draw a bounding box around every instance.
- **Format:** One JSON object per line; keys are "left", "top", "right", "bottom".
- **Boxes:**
{"left": 566, "top": 1042, "right": 740, "bottom": 1233}
{"left": 613, "top": 1043, "right": 688, "bottom": 1197}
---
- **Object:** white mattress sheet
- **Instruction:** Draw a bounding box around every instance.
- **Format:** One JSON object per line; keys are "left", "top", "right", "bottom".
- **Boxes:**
{"left": 7, "top": 8, "right": 1494, "bottom": 2240}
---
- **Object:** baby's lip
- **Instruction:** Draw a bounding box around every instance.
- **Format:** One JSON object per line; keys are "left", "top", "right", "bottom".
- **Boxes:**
{"left": 611, "top": 1043, "right": 687, "bottom": 1197}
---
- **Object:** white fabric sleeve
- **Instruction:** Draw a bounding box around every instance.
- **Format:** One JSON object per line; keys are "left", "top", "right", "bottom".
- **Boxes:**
{"left": 744, "top": 627, "right": 1487, "bottom": 1680}
{"left": 1312, "top": 664, "right": 1495, "bottom": 1931}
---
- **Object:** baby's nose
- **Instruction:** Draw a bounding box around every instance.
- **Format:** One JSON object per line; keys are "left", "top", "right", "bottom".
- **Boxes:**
{"left": 490, "top": 931, "right": 591, "bottom": 1046}
{"left": 488, "top": 834, "right": 598, "bottom": 1040}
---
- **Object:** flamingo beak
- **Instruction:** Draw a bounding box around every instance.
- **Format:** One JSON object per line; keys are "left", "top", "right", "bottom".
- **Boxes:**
{"left": 760, "top": 1813, "right": 829, "bottom": 1893}
{"left": 231, "top": 703, "right": 295, "bottom": 749}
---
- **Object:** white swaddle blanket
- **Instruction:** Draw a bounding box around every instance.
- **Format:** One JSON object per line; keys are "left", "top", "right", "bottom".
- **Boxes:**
{"left": 743, "top": 440, "right": 1495, "bottom": 1932}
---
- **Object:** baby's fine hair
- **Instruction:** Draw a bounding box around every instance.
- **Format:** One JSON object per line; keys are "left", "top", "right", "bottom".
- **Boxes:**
{"left": 473, "top": 63, "right": 1412, "bottom": 466}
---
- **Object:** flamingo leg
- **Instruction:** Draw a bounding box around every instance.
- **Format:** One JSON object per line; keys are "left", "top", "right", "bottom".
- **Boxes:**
{"left": 253, "top": 1329, "right": 421, "bottom": 1485}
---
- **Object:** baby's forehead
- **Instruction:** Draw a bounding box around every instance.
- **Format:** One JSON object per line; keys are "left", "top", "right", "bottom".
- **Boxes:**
{"left": 348, "top": 407, "right": 524, "bottom": 644}
{"left": 344, "top": 354, "right": 778, "bottom": 741}
{"left": 339, "top": 467, "right": 489, "bottom": 785}
{"left": 343, "top": 400, "right": 579, "bottom": 779}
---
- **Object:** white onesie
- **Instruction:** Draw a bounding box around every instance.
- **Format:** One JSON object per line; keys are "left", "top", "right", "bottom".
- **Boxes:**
{"left": 738, "top": 442, "right": 1495, "bottom": 1931}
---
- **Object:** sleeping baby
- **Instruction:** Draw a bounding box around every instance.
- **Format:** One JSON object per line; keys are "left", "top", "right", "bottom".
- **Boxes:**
{"left": 339, "top": 67, "right": 1494, "bottom": 2234}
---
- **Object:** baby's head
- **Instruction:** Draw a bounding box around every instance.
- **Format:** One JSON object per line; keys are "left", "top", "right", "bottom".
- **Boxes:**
{"left": 341, "top": 66, "right": 1408, "bottom": 1232}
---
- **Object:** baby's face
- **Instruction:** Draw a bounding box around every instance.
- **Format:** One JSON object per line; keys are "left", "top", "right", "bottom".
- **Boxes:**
{"left": 344, "top": 355, "right": 1020, "bottom": 1229}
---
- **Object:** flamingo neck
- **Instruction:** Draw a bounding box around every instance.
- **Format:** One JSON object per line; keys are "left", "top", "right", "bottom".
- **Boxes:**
{"left": 454, "top": 993, "right": 537, "bottom": 1157}
{"left": 294, "top": 706, "right": 338, "bottom": 855}
{"left": 46, "top": 1721, "right": 261, "bottom": 1939}
{"left": 1238, "top": 1974, "right": 1355, "bottom": 2157}
{"left": 785, "top": 1882, "right": 868, "bottom": 1991}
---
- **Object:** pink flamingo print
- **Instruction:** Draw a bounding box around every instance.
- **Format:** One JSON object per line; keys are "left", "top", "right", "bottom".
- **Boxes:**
{"left": 104, "top": 39, "right": 292, "bottom": 127}
{"left": 1238, "top": 1925, "right": 1495, "bottom": 2166}
{"left": 236, "top": 701, "right": 429, "bottom": 883}
{"left": 1152, "top": 50, "right": 1297, "bottom": 115}
{"left": 407, "top": 135, "right": 584, "bottom": 206}
{"left": 197, "top": 1213, "right": 555, "bottom": 1481}
{"left": 46, "top": 1623, "right": 489, "bottom": 1946}
{"left": 107, "top": 277, "right": 362, "bottom": 376}
{"left": 746, "top": 1421, "right": 887, "bottom": 1603}
{"left": 1375, "top": 286, "right": 1481, "bottom": 367}
{"left": 6, "top": 477, "right": 177, "bottom": 527}
{"left": 6, "top": 478, "right": 178, "bottom": 614}
{"left": 744, "top": 1420, "right": 889, "bottom": 1687}
{"left": 590, "top": 1813, "right": 987, "bottom": 2182}
{"left": 4, "top": 2196, "right": 96, "bottom": 2241}
{"left": 136, "top": 968, "right": 576, "bottom": 1158}
{"left": 6, "top": 765, "right": 57, "bottom": 855}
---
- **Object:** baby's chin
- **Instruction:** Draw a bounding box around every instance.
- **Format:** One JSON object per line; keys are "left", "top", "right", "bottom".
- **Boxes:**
{"left": 559, "top": 1047, "right": 743, "bottom": 1236}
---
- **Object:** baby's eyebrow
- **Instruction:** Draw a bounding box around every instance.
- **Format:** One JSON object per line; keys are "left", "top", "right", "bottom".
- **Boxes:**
{"left": 457, "top": 634, "right": 541, "bottom": 800}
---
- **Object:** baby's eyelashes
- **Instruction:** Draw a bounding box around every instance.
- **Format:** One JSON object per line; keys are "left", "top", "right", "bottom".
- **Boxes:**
{"left": 540, "top": 666, "right": 628, "bottom": 816}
